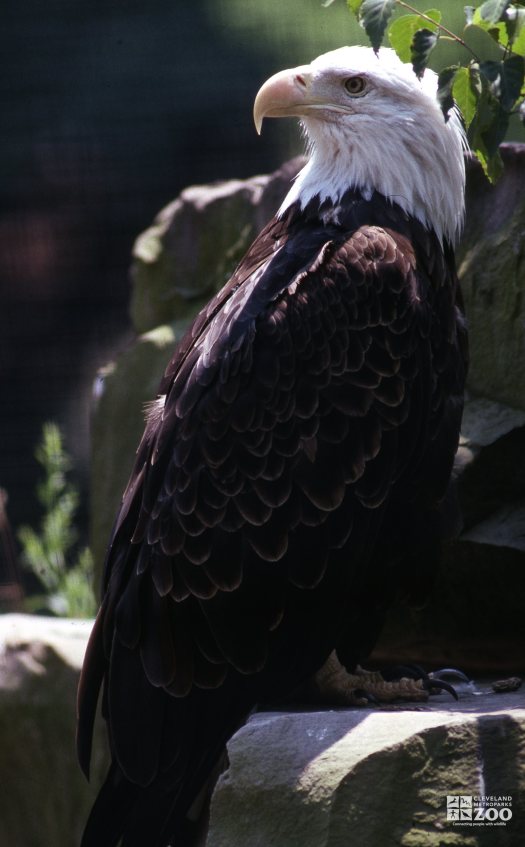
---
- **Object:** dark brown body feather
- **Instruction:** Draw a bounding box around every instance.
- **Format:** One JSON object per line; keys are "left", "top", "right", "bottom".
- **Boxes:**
{"left": 78, "top": 189, "right": 467, "bottom": 846}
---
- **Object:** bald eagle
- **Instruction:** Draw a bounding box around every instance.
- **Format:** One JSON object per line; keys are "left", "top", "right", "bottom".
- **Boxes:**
{"left": 78, "top": 47, "right": 468, "bottom": 846}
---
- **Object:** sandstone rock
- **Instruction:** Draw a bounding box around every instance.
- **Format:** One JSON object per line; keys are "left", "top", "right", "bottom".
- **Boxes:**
{"left": 90, "top": 324, "right": 179, "bottom": 578}
{"left": 456, "top": 395, "right": 525, "bottom": 530}
{"left": 130, "top": 158, "right": 305, "bottom": 335}
{"left": 373, "top": 395, "right": 525, "bottom": 674}
{"left": 445, "top": 396, "right": 525, "bottom": 671}
{"left": 460, "top": 396, "right": 525, "bottom": 449}
{"left": 208, "top": 688, "right": 525, "bottom": 847}
{"left": 458, "top": 144, "right": 525, "bottom": 412}
{"left": 0, "top": 614, "right": 107, "bottom": 847}
{"left": 462, "top": 501, "right": 525, "bottom": 552}
{"left": 2, "top": 616, "right": 522, "bottom": 847}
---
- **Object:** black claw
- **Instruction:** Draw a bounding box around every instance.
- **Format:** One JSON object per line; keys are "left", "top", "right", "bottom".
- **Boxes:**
{"left": 374, "top": 664, "right": 466, "bottom": 701}
{"left": 424, "top": 678, "right": 459, "bottom": 700}
{"left": 429, "top": 668, "right": 470, "bottom": 684}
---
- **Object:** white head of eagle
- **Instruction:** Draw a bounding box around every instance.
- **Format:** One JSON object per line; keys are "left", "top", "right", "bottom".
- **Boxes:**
{"left": 254, "top": 46, "right": 466, "bottom": 245}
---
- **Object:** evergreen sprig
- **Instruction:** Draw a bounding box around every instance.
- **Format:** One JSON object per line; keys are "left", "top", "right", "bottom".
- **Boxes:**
{"left": 18, "top": 422, "right": 96, "bottom": 618}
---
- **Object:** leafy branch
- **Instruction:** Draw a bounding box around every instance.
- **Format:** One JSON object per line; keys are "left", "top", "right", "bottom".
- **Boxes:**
{"left": 397, "top": 2, "right": 479, "bottom": 58}
{"left": 343, "top": 1, "right": 525, "bottom": 181}
{"left": 18, "top": 422, "right": 96, "bottom": 618}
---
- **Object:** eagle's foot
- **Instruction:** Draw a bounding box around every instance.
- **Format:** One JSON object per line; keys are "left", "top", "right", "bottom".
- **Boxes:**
{"left": 311, "top": 652, "right": 461, "bottom": 707}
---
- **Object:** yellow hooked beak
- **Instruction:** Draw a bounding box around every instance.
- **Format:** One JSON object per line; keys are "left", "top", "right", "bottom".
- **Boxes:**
{"left": 253, "top": 65, "right": 321, "bottom": 135}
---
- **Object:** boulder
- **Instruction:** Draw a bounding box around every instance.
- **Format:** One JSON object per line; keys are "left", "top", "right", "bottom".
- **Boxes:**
{"left": 458, "top": 145, "right": 525, "bottom": 411}
{"left": 435, "top": 395, "right": 525, "bottom": 672}
{"left": 372, "top": 395, "right": 525, "bottom": 673}
{"left": 0, "top": 614, "right": 107, "bottom": 847}
{"left": 90, "top": 324, "right": 179, "bottom": 572}
{"left": 456, "top": 396, "right": 525, "bottom": 529}
{"left": 1, "top": 615, "right": 522, "bottom": 847}
{"left": 208, "top": 688, "right": 525, "bottom": 847}
{"left": 130, "top": 157, "right": 306, "bottom": 335}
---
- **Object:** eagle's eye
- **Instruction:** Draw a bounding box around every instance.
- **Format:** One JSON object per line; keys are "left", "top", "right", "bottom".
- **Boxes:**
{"left": 344, "top": 76, "right": 367, "bottom": 96}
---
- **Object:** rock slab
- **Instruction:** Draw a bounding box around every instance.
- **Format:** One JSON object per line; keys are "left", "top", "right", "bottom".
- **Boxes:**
{"left": 1, "top": 615, "right": 523, "bottom": 847}
{"left": 208, "top": 689, "right": 525, "bottom": 847}
{"left": 372, "top": 394, "right": 525, "bottom": 673}
{"left": 0, "top": 614, "right": 106, "bottom": 847}
{"left": 458, "top": 145, "right": 525, "bottom": 411}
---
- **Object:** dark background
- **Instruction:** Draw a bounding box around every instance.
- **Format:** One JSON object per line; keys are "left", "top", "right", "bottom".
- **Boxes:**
{"left": 1, "top": 0, "right": 522, "bottom": 553}
{"left": 1, "top": 0, "right": 327, "bottom": 541}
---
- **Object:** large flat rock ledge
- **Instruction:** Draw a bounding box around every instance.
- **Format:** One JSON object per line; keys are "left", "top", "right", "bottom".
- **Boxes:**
{"left": 1, "top": 615, "right": 523, "bottom": 846}
{"left": 208, "top": 690, "right": 525, "bottom": 847}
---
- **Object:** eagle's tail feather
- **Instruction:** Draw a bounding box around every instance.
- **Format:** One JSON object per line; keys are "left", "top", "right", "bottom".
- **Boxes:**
{"left": 81, "top": 762, "right": 139, "bottom": 847}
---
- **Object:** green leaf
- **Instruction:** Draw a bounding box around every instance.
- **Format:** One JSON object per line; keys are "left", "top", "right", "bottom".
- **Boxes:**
{"left": 61, "top": 548, "right": 96, "bottom": 618}
{"left": 480, "top": 59, "right": 502, "bottom": 82}
{"left": 480, "top": 54, "right": 525, "bottom": 110}
{"left": 411, "top": 28, "right": 438, "bottom": 78}
{"left": 452, "top": 65, "right": 481, "bottom": 128}
{"left": 437, "top": 65, "right": 459, "bottom": 120}
{"left": 510, "top": 10, "right": 525, "bottom": 55}
{"left": 388, "top": 10, "right": 441, "bottom": 64}
{"left": 17, "top": 420, "right": 93, "bottom": 617}
{"left": 480, "top": 91, "right": 509, "bottom": 155}
{"left": 501, "top": 54, "right": 525, "bottom": 109}
{"left": 359, "top": 0, "right": 396, "bottom": 52}
{"left": 468, "top": 73, "right": 508, "bottom": 181}
{"left": 469, "top": 9, "right": 507, "bottom": 46}
{"left": 473, "top": 142, "right": 504, "bottom": 182}
{"left": 347, "top": 0, "right": 363, "bottom": 13}
{"left": 479, "top": 0, "right": 511, "bottom": 24}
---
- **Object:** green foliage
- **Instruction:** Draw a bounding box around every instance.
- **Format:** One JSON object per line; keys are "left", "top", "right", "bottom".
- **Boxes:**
{"left": 411, "top": 27, "right": 438, "bottom": 76}
{"left": 452, "top": 65, "right": 480, "bottom": 129}
{"left": 479, "top": 0, "right": 511, "bottom": 24}
{"left": 354, "top": 0, "right": 397, "bottom": 51}
{"left": 18, "top": 423, "right": 96, "bottom": 618}
{"left": 345, "top": 1, "right": 525, "bottom": 181}
{"left": 388, "top": 8, "right": 441, "bottom": 62}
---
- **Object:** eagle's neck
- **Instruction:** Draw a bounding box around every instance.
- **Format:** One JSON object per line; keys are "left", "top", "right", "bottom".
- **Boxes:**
{"left": 279, "top": 109, "right": 466, "bottom": 245}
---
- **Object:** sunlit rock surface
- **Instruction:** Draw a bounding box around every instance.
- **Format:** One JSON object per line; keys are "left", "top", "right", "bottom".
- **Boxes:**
{"left": 0, "top": 614, "right": 106, "bottom": 847}
{"left": 208, "top": 688, "right": 525, "bottom": 847}
{"left": 1, "top": 615, "right": 522, "bottom": 847}
{"left": 90, "top": 324, "right": 179, "bottom": 571}
{"left": 458, "top": 144, "right": 525, "bottom": 411}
